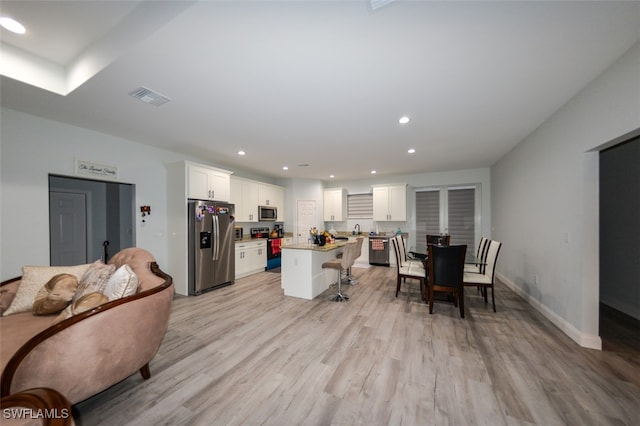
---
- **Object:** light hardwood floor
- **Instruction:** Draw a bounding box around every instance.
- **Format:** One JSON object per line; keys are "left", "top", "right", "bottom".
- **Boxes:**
{"left": 75, "top": 266, "right": 640, "bottom": 425}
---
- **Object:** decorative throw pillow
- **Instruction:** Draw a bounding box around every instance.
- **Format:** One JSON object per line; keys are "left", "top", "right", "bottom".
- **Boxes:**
{"left": 2, "top": 263, "right": 91, "bottom": 316}
{"left": 73, "top": 260, "right": 116, "bottom": 303}
{"left": 32, "top": 274, "right": 79, "bottom": 315}
{"left": 55, "top": 292, "right": 109, "bottom": 324}
{"left": 0, "top": 284, "right": 19, "bottom": 315}
{"left": 103, "top": 264, "right": 139, "bottom": 301}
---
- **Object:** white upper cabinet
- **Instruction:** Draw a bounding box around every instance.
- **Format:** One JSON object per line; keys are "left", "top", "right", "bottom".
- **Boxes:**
{"left": 231, "top": 177, "right": 285, "bottom": 222}
{"left": 372, "top": 184, "right": 407, "bottom": 221}
{"left": 230, "top": 177, "right": 259, "bottom": 222}
{"left": 324, "top": 188, "right": 347, "bottom": 221}
{"left": 187, "top": 162, "right": 231, "bottom": 201}
{"left": 258, "top": 183, "right": 283, "bottom": 209}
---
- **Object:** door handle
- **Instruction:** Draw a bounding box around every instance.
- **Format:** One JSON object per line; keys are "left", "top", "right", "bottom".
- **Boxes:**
{"left": 212, "top": 215, "right": 220, "bottom": 261}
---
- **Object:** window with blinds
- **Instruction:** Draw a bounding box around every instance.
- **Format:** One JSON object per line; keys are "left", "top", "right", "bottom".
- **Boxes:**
{"left": 347, "top": 193, "right": 373, "bottom": 219}
{"left": 415, "top": 190, "right": 440, "bottom": 253}
{"left": 447, "top": 188, "right": 475, "bottom": 250}
{"left": 415, "top": 186, "right": 478, "bottom": 253}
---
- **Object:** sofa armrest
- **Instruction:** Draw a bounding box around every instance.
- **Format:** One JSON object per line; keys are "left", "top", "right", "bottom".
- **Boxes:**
{"left": 1, "top": 263, "right": 173, "bottom": 405}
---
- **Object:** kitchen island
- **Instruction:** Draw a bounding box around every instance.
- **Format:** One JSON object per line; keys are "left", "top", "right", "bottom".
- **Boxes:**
{"left": 281, "top": 241, "right": 348, "bottom": 300}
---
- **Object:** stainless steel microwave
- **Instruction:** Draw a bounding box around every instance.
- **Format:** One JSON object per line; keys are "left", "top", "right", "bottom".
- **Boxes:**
{"left": 258, "top": 205, "right": 277, "bottom": 221}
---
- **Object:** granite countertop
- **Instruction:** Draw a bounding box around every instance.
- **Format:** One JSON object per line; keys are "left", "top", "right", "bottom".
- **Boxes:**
{"left": 235, "top": 237, "right": 266, "bottom": 244}
{"left": 333, "top": 232, "right": 408, "bottom": 238}
{"left": 235, "top": 233, "right": 294, "bottom": 244}
{"left": 281, "top": 241, "right": 349, "bottom": 251}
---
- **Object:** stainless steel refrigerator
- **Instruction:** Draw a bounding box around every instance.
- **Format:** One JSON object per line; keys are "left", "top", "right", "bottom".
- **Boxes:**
{"left": 188, "top": 200, "right": 235, "bottom": 295}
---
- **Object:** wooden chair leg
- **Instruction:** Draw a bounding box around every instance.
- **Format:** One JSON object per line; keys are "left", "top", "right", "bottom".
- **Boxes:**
{"left": 491, "top": 285, "right": 496, "bottom": 312}
{"left": 140, "top": 363, "right": 151, "bottom": 380}
{"left": 396, "top": 276, "right": 401, "bottom": 297}
{"left": 428, "top": 287, "right": 434, "bottom": 314}
{"left": 459, "top": 288, "right": 465, "bottom": 318}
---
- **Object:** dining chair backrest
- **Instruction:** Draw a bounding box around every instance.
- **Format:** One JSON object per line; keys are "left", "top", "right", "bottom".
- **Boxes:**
{"left": 391, "top": 237, "right": 402, "bottom": 269}
{"left": 483, "top": 240, "right": 502, "bottom": 281}
{"left": 397, "top": 235, "right": 405, "bottom": 262}
{"left": 398, "top": 235, "right": 411, "bottom": 265}
{"left": 392, "top": 236, "right": 412, "bottom": 270}
{"left": 426, "top": 234, "right": 450, "bottom": 247}
{"left": 476, "top": 237, "right": 490, "bottom": 274}
{"left": 427, "top": 244, "right": 467, "bottom": 289}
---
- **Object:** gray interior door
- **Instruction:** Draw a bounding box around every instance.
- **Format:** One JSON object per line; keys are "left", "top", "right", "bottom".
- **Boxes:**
{"left": 50, "top": 191, "right": 88, "bottom": 266}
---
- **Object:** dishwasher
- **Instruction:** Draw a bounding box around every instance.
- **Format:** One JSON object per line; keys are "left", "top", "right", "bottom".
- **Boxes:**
{"left": 369, "top": 236, "right": 390, "bottom": 266}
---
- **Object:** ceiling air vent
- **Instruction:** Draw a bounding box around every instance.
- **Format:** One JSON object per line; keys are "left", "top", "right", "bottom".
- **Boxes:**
{"left": 128, "top": 86, "right": 171, "bottom": 107}
{"left": 370, "top": 0, "right": 394, "bottom": 11}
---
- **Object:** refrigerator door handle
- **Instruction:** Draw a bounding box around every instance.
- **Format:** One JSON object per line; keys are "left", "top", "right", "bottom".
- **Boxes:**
{"left": 212, "top": 214, "right": 220, "bottom": 261}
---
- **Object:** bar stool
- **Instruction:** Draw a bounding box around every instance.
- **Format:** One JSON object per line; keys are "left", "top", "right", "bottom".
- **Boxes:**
{"left": 323, "top": 241, "right": 357, "bottom": 302}
{"left": 345, "top": 236, "right": 364, "bottom": 285}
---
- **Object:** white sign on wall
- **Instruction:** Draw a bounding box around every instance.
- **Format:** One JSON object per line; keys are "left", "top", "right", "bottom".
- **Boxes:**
{"left": 76, "top": 160, "right": 118, "bottom": 180}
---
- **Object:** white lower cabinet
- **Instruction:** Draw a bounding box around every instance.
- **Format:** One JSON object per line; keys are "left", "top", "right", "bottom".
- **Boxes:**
{"left": 235, "top": 240, "right": 267, "bottom": 279}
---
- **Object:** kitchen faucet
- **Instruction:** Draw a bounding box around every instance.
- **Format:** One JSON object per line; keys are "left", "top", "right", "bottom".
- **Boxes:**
{"left": 354, "top": 224, "right": 360, "bottom": 234}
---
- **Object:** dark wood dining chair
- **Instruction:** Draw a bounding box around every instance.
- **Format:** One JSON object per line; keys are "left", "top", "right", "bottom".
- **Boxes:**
{"left": 427, "top": 244, "right": 467, "bottom": 318}
{"left": 426, "top": 234, "right": 450, "bottom": 246}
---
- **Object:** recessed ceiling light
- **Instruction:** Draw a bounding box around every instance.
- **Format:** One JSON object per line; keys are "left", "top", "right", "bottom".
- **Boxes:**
{"left": 371, "top": 170, "right": 377, "bottom": 174}
{"left": 329, "top": 175, "right": 335, "bottom": 179}
{"left": 398, "top": 116, "right": 410, "bottom": 125}
{"left": 282, "top": 166, "right": 289, "bottom": 171}
{"left": 408, "top": 148, "right": 416, "bottom": 154}
{"left": 0, "top": 17, "right": 26, "bottom": 34}
{"left": 237, "top": 150, "right": 246, "bottom": 156}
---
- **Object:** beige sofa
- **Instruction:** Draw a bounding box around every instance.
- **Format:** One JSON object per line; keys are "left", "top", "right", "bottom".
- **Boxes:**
{"left": 0, "top": 248, "right": 174, "bottom": 405}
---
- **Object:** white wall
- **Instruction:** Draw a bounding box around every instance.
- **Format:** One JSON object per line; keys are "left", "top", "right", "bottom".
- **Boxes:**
{"left": 0, "top": 107, "right": 189, "bottom": 279}
{"left": 279, "top": 178, "right": 325, "bottom": 242}
{"left": 491, "top": 42, "right": 640, "bottom": 348}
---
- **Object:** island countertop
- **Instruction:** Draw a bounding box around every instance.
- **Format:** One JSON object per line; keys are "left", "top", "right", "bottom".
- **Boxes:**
{"left": 282, "top": 241, "right": 349, "bottom": 252}
{"left": 281, "top": 241, "right": 351, "bottom": 299}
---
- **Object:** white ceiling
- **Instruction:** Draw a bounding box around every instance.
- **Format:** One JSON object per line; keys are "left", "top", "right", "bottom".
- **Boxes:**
{"left": 1, "top": 1, "right": 639, "bottom": 181}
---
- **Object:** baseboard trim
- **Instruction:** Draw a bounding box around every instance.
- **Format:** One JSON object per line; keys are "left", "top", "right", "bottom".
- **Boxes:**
{"left": 497, "top": 272, "right": 602, "bottom": 350}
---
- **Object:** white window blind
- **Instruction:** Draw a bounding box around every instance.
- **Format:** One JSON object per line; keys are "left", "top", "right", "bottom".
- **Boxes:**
{"left": 347, "top": 193, "right": 373, "bottom": 219}
{"left": 447, "top": 188, "right": 475, "bottom": 250}
{"left": 415, "top": 186, "right": 478, "bottom": 253}
{"left": 415, "top": 190, "right": 440, "bottom": 253}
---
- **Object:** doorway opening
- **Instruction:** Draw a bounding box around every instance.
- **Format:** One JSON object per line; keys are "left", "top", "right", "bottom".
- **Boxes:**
{"left": 49, "top": 174, "right": 135, "bottom": 265}
{"left": 599, "top": 134, "right": 640, "bottom": 354}
{"left": 296, "top": 200, "right": 316, "bottom": 245}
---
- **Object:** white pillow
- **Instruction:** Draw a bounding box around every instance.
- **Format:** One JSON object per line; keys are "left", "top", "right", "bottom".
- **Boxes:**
{"left": 2, "top": 263, "right": 91, "bottom": 316}
{"left": 103, "top": 264, "right": 138, "bottom": 301}
{"left": 73, "top": 260, "right": 115, "bottom": 302}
